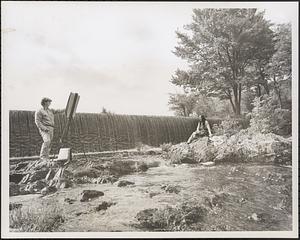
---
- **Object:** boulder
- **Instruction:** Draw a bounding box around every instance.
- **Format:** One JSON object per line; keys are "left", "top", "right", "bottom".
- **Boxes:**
{"left": 53, "top": 178, "right": 72, "bottom": 189}
{"left": 74, "top": 168, "right": 102, "bottom": 178}
{"left": 161, "top": 184, "right": 180, "bottom": 194}
{"left": 167, "top": 143, "right": 197, "bottom": 164}
{"left": 95, "top": 201, "right": 116, "bottom": 211}
{"left": 24, "top": 180, "right": 48, "bottom": 194}
{"left": 213, "top": 131, "right": 292, "bottom": 164}
{"left": 145, "top": 148, "right": 162, "bottom": 155}
{"left": 92, "top": 175, "right": 118, "bottom": 184}
{"left": 9, "top": 203, "right": 22, "bottom": 211}
{"left": 9, "top": 182, "right": 20, "bottom": 196}
{"left": 189, "top": 137, "right": 218, "bottom": 163}
{"left": 41, "top": 186, "right": 57, "bottom": 196}
{"left": 167, "top": 131, "right": 292, "bottom": 164}
{"left": 106, "top": 160, "right": 136, "bottom": 176}
{"left": 135, "top": 162, "right": 149, "bottom": 172}
{"left": 18, "top": 184, "right": 31, "bottom": 195}
{"left": 80, "top": 190, "right": 104, "bottom": 202}
{"left": 116, "top": 180, "right": 135, "bottom": 187}
{"left": 45, "top": 169, "right": 56, "bottom": 181}
{"left": 15, "top": 162, "right": 29, "bottom": 171}
{"left": 9, "top": 173, "right": 25, "bottom": 184}
{"left": 20, "top": 170, "right": 49, "bottom": 184}
{"left": 64, "top": 198, "right": 76, "bottom": 204}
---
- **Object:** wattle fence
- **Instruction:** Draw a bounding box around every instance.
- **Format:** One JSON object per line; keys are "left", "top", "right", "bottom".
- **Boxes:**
{"left": 9, "top": 111, "right": 223, "bottom": 158}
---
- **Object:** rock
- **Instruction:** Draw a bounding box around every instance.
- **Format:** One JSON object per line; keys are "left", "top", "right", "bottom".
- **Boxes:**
{"left": 168, "top": 143, "right": 197, "bottom": 164}
{"left": 149, "top": 192, "right": 160, "bottom": 198}
{"left": 19, "top": 174, "right": 30, "bottom": 184}
{"left": 251, "top": 213, "right": 259, "bottom": 221}
{"left": 80, "top": 190, "right": 104, "bottom": 202}
{"left": 135, "top": 162, "right": 149, "bottom": 172}
{"left": 135, "top": 208, "right": 159, "bottom": 226}
{"left": 215, "top": 131, "right": 292, "bottom": 164}
{"left": 23, "top": 180, "right": 47, "bottom": 194}
{"left": 92, "top": 175, "right": 118, "bottom": 184}
{"left": 9, "top": 203, "right": 22, "bottom": 211}
{"left": 74, "top": 168, "right": 102, "bottom": 178}
{"left": 161, "top": 184, "right": 180, "bottom": 194}
{"left": 21, "top": 170, "right": 49, "bottom": 184}
{"left": 41, "top": 186, "right": 57, "bottom": 196}
{"left": 45, "top": 169, "right": 56, "bottom": 181}
{"left": 168, "top": 131, "right": 292, "bottom": 165}
{"left": 58, "top": 179, "right": 72, "bottom": 189}
{"left": 95, "top": 201, "right": 116, "bottom": 211}
{"left": 145, "top": 149, "right": 162, "bottom": 155}
{"left": 52, "top": 178, "right": 72, "bottom": 189}
{"left": 9, "top": 182, "right": 20, "bottom": 196}
{"left": 9, "top": 173, "right": 25, "bottom": 184}
{"left": 106, "top": 160, "right": 136, "bottom": 176}
{"left": 15, "top": 162, "right": 28, "bottom": 171}
{"left": 25, "top": 159, "right": 50, "bottom": 172}
{"left": 200, "top": 161, "right": 215, "bottom": 167}
{"left": 189, "top": 137, "right": 218, "bottom": 162}
{"left": 18, "top": 184, "right": 31, "bottom": 195}
{"left": 64, "top": 197, "right": 76, "bottom": 204}
{"left": 116, "top": 180, "right": 135, "bottom": 187}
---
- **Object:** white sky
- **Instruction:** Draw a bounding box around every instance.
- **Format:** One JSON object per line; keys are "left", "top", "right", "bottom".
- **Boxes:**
{"left": 1, "top": 1, "right": 298, "bottom": 115}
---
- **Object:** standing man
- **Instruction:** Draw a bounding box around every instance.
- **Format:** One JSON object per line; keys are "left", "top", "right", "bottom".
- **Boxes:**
{"left": 35, "top": 97, "right": 64, "bottom": 161}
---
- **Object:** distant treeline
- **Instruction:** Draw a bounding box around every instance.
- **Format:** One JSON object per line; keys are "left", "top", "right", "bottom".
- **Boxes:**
{"left": 10, "top": 111, "right": 225, "bottom": 157}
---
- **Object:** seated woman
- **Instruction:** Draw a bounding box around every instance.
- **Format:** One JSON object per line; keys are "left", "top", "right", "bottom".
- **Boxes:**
{"left": 187, "top": 115, "right": 212, "bottom": 144}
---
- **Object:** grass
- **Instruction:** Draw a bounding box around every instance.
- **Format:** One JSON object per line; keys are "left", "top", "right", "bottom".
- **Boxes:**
{"left": 9, "top": 202, "right": 65, "bottom": 232}
{"left": 135, "top": 201, "right": 208, "bottom": 231}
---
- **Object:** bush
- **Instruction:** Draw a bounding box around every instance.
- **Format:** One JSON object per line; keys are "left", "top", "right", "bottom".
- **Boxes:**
{"left": 160, "top": 143, "right": 172, "bottom": 152}
{"left": 135, "top": 202, "right": 207, "bottom": 231}
{"left": 216, "top": 118, "right": 244, "bottom": 136}
{"left": 9, "top": 203, "right": 65, "bottom": 232}
{"left": 249, "top": 94, "right": 291, "bottom": 135}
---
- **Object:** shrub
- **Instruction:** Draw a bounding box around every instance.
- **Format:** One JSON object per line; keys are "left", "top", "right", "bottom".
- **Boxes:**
{"left": 136, "top": 142, "right": 143, "bottom": 152}
{"left": 160, "top": 143, "right": 172, "bottom": 152}
{"left": 217, "top": 118, "right": 244, "bottom": 136}
{"left": 135, "top": 202, "right": 207, "bottom": 231}
{"left": 249, "top": 94, "right": 291, "bottom": 135}
{"left": 9, "top": 203, "right": 65, "bottom": 232}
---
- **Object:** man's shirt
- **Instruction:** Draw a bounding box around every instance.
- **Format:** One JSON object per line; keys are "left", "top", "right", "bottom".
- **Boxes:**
{"left": 35, "top": 108, "right": 63, "bottom": 131}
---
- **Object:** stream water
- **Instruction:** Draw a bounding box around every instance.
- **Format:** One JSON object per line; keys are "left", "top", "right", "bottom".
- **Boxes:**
{"left": 9, "top": 156, "right": 292, "bottom": 232}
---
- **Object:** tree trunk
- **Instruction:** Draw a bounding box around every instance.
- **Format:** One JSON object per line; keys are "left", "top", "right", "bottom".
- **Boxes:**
{"left": 256, "top": 84, "right": 261, "bottom": 97}
{"left": 238, "top": 83, "right": 242, "bottom": 115}
{"left": 263, "top": 83, "right": 270, "bottom": 95}
{"left": 228, "top": 95, "right": 236, "bottom": 114}
{"left": 232, "top": 84, "right": 241, "bottom": 116}
{"left": 259, "top": 69, "right": 270, "bottom": 95}
{"left": 273, "top": 75, "right": 283, "bottom": 109}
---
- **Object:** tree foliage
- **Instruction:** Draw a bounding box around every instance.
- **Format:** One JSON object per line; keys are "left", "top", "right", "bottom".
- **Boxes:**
{"left": 172, "top": 9, "right": 275, "bottom": 115}
{"left": 168, "top": 93, "right": 198, "bottom": 117}
{"left": 266, "top": 23, "right": 292, "bottom": 108}
{"left": 249, "top": 93, "right": 291, "bottom": 135}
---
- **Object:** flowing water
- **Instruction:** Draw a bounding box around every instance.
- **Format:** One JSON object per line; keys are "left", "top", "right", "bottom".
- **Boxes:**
{"left": 9, "top": 156, "right": 292, "bottom": 232}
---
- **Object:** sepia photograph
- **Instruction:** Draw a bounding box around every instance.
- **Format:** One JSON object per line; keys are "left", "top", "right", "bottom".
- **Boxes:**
{"left": 1, "top": 1, "right": 298, "bottom": 238}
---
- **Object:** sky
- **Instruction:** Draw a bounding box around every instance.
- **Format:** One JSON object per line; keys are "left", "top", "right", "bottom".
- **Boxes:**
{"left": 1, "top": 1, "right": 298, "bottom": 116}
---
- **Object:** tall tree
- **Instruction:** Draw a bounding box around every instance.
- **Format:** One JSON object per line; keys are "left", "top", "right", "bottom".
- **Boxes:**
{"left": 168, "top": 92, "right": 198, "bottom": 117}
{"left": 266, "top": 23, "right": 292, "bottom": 108}
{"left": 172, "top": 9, "right": 274, "bottom": 115}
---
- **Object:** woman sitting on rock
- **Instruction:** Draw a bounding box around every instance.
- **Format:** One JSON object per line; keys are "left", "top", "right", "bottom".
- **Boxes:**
{"left": 187, "top": 115, "right": 212, "bottom": 144}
